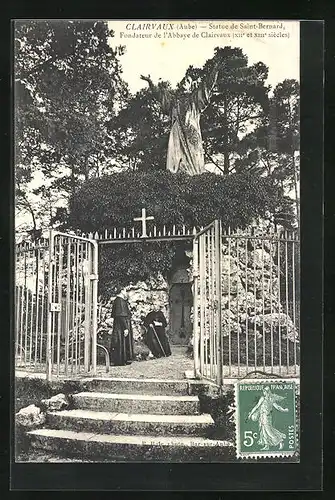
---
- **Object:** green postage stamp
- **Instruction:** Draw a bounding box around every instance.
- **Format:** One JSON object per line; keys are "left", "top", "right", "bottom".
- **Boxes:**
{"left": 235, "top": 379, "right": 299, "bottom": 459}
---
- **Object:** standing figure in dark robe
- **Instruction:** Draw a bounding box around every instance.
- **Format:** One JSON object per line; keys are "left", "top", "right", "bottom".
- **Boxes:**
{"left": 140, "top": 59, "right": 219, "bottom": 175}
{"left": 110, "top": 290, "right": 134, "bottom": 366}
{"left": 143, "top": 304, "right": 171, "bottom": 358}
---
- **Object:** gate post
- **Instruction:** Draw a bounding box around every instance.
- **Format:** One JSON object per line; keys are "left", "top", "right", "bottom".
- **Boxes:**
{"left": 214, "top": 220, "right": 223, "bottom": 387}
{"left": 84, "top": 244, "right": 91, "bottom": 373}
{"left": 91, "top": 240, "right": 98, "bottom": 375}
{"left": 192, "top": 237, "right": 200, "bottom": 377}
{"left": 46, "top": 229, "right": 54, "bottom": 381}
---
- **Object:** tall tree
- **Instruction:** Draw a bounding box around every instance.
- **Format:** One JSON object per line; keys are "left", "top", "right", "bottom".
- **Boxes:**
{"left": 109, "top": 86, "right": 171, "bottom": 172}
{"left": 235, "top": 79, "right": 300, "bottom": 228}
{"left": 15, "top": 20, "right": 128, "bottom": 234}
{"left": 270, "top": 80, "right": 300, "bottom": 225}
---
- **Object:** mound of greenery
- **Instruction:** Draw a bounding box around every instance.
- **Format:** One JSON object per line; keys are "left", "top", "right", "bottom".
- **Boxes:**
{"left": 67, "top": 170, "right": 283, "bottom": 294}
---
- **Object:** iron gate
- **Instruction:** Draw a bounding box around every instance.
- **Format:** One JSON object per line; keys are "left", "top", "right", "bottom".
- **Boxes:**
{"left": 15, "top": 230, "right": 98, "bottom": 380}
{"left": 193, "top": 220, "right": 223, "bottom": 385}
{"left": 193, "top": 221, "right": 300, "bottom": 386}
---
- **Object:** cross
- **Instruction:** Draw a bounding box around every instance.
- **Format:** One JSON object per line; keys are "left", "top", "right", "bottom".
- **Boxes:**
{"left": 133, "top": 208, "right": 154, "bottom": 238}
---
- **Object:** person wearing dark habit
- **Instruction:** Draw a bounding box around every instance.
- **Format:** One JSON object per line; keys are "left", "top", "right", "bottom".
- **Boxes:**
{"left": 110, "top": 289, "right": 134, "bottom": 366}
{"left": 143, "top": 303, "right": 171, "bottom": 358}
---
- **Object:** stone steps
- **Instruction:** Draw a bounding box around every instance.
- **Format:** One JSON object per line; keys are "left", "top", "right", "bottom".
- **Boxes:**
{"left": 27, "top": 428, "right": 234, "bottom": 462}
{"left": 71, "top": 391, "right": 200, "bottom": 415}
{"left": 83, "top": 377, "right": 192, "bottom": 395}
{"left": 46, "top": 409, "right": 214, "bottom": 436}
{"left": 82, "top": 377, "right": 217, "bottom": 396}
{"left": 26, "top": 377, "right": 233, "bottom": 462}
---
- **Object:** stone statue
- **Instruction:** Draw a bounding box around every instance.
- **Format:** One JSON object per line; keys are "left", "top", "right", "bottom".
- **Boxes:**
{"left": 140, "top": 59, "right": 219, "bottom": 175}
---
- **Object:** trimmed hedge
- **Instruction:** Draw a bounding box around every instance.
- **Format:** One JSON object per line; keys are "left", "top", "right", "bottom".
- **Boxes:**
{"left": 66, "top": 170, "right": 283, "bottom": 292}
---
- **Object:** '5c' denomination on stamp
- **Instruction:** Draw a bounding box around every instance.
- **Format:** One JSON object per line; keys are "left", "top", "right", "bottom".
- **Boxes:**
{"left": 235, "top": 380, "right": 298, "bottom": 460}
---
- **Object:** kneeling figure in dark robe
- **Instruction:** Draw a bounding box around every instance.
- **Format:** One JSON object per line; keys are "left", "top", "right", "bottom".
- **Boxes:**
{"left": 143, "top": 304, "right": 171, "bottom": 358}
{"left": 110, "top": 289, "right": 134, "bottom": 366}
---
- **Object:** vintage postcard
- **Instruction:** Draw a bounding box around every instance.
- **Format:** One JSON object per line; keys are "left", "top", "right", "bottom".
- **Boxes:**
{"left": 14, "top": 19, "right": 301, "bottom": 464}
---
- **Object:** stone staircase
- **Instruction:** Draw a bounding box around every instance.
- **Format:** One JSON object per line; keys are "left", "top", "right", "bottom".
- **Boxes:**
{"left": 27, "top": 378, "right": 234, "bottom": 462}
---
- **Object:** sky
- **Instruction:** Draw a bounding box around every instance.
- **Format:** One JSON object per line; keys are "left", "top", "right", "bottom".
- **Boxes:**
{"left": 107, "top": 20, "right": 300, "bottom": 95}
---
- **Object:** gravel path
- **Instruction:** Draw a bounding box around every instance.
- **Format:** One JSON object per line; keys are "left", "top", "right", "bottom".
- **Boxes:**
{"left": 101, "top": 347, "right": 193, "bottom": 380}
{"left": 16, "top": 347, "right": 194, "bottom": 381}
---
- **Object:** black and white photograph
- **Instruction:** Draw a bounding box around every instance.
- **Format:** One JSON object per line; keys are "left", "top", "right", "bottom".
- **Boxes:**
{"left": 14, "top": 19, "right": 301, "bottom": 464}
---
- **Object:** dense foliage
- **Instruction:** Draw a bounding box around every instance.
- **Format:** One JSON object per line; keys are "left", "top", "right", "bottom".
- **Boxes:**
{"left": 68, "top": 170, "right": 281, "bottom": 230}
{"left": 15, "top": 20, "right": 128, "bottom": 234}
{"left": 67, "top": 170, "right": 284, "bottom": 293}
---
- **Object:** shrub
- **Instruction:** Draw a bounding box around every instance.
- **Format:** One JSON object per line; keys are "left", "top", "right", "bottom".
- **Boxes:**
{"left": 66, "top": 170, "right": 282, "bottom": 293}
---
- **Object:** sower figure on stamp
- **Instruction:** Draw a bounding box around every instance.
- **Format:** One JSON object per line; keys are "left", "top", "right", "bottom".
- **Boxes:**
{"left": 143, "top": 303, "right": 171, "bottom": 358}
{"left": 140, "top": 58, "right": 220, "bottom": 175}
{"left": 247, "top": 386, "right": 289, "bottom": 451}
{"left": 110, "top": 289, "right": 134, "bottom": 366}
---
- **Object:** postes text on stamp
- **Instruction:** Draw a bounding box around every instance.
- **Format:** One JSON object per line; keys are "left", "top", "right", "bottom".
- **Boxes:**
{"left": 235, "top": 379, "right": 298, "bottom": 459}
